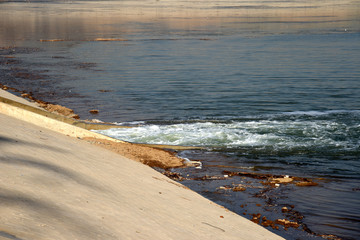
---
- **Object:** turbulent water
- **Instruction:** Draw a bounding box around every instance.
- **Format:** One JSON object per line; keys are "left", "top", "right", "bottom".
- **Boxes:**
{"left": 96, "top": 112, "right": 360, "bottom": 240}
{"left": 99, "top": 111, "right": 360, "bottom": 153}
{"left": 94, "top": 111, "right": 360, "bottom": 240}
{"left": 1, "top": 0, "right": 360, "bottom": 239}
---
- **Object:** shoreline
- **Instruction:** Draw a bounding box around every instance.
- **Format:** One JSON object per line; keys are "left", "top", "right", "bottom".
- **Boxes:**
{"left": 0, "top": 71, "right": 285, "bottom": 238}
{"left": 0, "top": 46, "right": 203, "bottom": 169}
{"left": 1, "top": 45, "right": 352, "bottom": 239}
{"left": 0, "top": 87, "right": 188, "bottom": 169}
{"left": 0, "top": 102, "right": 284, "bottom": 239}
{"left": 0, "top": 87, "right": 330, "bottom": 238}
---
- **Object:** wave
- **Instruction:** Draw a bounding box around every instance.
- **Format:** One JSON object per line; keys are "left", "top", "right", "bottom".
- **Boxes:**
{"left": 95, "top": 111, "right": 360, "bottom": 156}
{"left": 280, "top": 110, "right": 360, "bottom": 116}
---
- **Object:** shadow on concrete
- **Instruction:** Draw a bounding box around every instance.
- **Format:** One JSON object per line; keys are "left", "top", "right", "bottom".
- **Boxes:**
{"left": 0, "top": 231, "right": 24, "bottom": 240}
{"left": 0, "top": 119, "right": 117, "bottom": 239}
{"left": 0, "top": 187, "right": 116, "bottom": 240}
{"left": 0, "top": 135, "right": 65, "bottom": 153}
{"left": 0, "top": 136, "right": 18, "bottom": 144}
{"left": 0, "top": 155, "right": 107, "bottom": 192}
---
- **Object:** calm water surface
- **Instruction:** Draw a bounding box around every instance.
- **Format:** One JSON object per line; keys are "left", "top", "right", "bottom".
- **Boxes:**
{"left": 1, "top": 1, "right": 360, "bottom": 239}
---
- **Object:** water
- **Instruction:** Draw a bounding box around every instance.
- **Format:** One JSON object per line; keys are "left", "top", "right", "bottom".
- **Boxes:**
{"left": 70, "top": 33, "right": 360, "bottom": 122}
{"left": 1, "top": 0, "right": 360, "bottom": 239}
{"left": 99, "top": 111, "right": 360, "bottom": 153}
{"left": 97, "top": 112, "right": 360, "bottom": 239}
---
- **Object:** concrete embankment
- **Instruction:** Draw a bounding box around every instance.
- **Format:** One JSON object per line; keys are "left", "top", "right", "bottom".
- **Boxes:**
{"left": 0, "top": 90, "right": 284, "bottom": 240}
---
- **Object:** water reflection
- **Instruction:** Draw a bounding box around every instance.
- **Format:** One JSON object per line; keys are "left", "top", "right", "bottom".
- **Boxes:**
{"left": 1, "top": 0, "right": 359, "bottom": 45}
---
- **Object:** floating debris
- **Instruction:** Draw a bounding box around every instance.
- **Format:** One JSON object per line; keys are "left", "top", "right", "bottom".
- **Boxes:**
{"left": 295, "top": 181, "right": 318, "bottom": 187}
{"left": 217, "top": 186, "right": 232, "bottom": 190}
{"left": 232, "top": 186, "right": 246, "bottom": 192}
{"left": 261, "top": 216, "right": 279, "bottom": 229}
{"left": 281, "top": 207, "right": 289, "bottom": 213}
{"left": 39, "top": 39, "right": 65, "bottom": 42}
{"left": 222, "top": 170, "right": 318, "bottom": 187}
{"left": 193, "top": 175, "right": 226, "bottom": 181}
{"left": 270, "top": 177, "right": 293, "bottom": 184}
{"left": 98, "top": 89, "right": 113, "bottom": 93}
{"left": 89, "top": 109, "right": 99, "bottom": 114}
{"left": 275, "top": 219, "right": 300, "bottom": 229}
{"left": 251, "top": 213, "right": 262, "bottom": 224}
{"left": 182, "top": 158, "right": 202, "bottom": 168}
{"left": 162, "top": 171, "right": 186, "bottom": 181}
{"left": 93, "top": 38, "right": 128, "bottom": 41}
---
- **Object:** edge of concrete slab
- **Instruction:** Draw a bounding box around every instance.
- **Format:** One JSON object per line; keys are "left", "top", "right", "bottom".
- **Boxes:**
{"left": 0, "top": 94, "right": 202, "bottom": 150}
{"left": 0, "top": 95, "right": 125, "bottom": 141}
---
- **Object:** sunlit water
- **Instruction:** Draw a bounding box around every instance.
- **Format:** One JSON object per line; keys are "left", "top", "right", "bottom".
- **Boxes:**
{"left": 1, "top": 0, "right": 360, "bottom": 239}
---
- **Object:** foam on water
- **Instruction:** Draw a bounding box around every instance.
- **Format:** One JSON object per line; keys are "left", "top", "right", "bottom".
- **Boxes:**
{"left": 280, "top": 110, "right": 360, "bottom": 116}
{"left": 96, "top": 111, "right": 360, "bottom": 155}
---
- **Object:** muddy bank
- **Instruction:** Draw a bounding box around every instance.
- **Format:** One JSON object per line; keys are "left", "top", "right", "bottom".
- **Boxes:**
{"left": 0, "top": 82, "right": 81, "bottom": 119}
{"left": 83, "top": 138, "right": 184, "bottom": 169}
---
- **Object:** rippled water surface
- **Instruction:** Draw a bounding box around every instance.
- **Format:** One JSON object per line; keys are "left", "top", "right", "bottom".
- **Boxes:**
{"left": 1, "top": 0, "right": 360, "bottom": 239}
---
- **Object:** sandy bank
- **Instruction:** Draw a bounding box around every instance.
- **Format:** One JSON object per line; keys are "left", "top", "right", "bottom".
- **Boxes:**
{"left": 0, "top": 90, "right": 284, "bottom": 240}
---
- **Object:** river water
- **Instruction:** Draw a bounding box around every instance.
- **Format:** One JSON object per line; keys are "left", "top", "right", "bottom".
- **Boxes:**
{"left": 1, "top": 0, "right": 360, "bottom": 239}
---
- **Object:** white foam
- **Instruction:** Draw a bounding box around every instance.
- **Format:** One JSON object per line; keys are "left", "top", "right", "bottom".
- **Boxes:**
{"left": 281, "top": 110, "right": 360, "bottom": 116}
{"left": 113, "top": 121, "right": 146, "bottom": 126}
{"left": 95, "top": 116, "right": 359, "bottom": 152}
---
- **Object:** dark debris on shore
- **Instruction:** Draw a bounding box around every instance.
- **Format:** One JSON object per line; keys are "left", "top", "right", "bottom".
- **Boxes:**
{"left": 161, "top": 168, "right": 342, "bottom": 240}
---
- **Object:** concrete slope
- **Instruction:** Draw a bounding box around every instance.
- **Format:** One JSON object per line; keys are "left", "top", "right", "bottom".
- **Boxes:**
{"left": 0, "top": 95, "right": 284, "bottom": 240}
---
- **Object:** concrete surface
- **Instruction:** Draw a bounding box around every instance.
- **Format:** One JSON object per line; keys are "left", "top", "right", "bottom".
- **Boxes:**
{"left": 0, "top": 90, "right": 284, "bottom": 240}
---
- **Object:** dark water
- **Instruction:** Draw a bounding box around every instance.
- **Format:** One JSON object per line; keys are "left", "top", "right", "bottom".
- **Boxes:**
{"left": 1, "top": 0, "right": 360, "bottom": 239}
